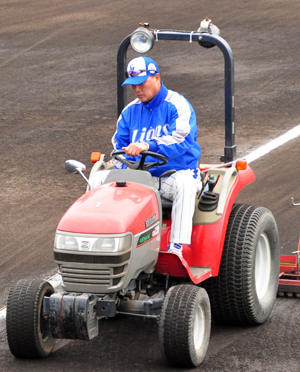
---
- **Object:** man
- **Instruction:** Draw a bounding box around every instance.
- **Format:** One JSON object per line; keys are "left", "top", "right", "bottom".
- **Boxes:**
{"left": 92, "top": 56, "right": 201, "bottom": 256}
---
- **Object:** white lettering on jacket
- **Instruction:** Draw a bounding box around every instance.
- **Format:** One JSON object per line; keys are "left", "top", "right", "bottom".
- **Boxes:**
{"left": 131, "top": 124, "right": 169, "bottom": 143}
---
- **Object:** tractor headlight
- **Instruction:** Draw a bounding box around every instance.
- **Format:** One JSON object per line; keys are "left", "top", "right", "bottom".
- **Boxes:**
{"left": 55, "top": 233, "right": 132, "bottom": 252}
{"left": 130, "top": 27, "right": 154, "bottom": 53}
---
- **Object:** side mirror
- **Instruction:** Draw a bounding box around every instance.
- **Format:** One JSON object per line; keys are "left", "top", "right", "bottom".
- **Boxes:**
{"left": 65, "top": 160, "right": 91, "bottom": 189}
{"left": 65, "top": 160, "right": 86, "bottom": 174}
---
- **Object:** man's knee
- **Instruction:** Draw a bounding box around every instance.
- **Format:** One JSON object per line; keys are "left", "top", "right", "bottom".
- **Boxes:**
{"left": 173, "top": 170, "right": 197, "bottom": 193}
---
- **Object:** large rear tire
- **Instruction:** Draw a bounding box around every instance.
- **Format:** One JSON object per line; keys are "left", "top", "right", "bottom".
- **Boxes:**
{"left": 204, "top": 204, "right": 280, "bottom": 326}
{"left": 6, "top": 279, "right": 55, "bottom": 358}
{"left": 159, "top": 284, "right": 211, "bottom": 367}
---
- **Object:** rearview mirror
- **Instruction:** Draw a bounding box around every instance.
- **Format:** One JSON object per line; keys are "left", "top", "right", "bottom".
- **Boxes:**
{"left": 65, "top": 160, "right": 86, "bottom": 174}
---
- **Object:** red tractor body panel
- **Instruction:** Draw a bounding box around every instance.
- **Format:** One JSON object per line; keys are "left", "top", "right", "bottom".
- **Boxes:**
{"left": 156, "top": 166, "right": 256, "bottom": 279}
{"left": 57, "top": 182, "right": 160, "bottom": 235}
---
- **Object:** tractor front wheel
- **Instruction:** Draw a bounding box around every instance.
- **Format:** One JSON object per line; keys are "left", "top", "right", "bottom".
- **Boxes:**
{"left": 6, "top": 279, "right": 55, "bottom": 358}
{"left": 159, "top": 284, "right": 211, "bottom": 367}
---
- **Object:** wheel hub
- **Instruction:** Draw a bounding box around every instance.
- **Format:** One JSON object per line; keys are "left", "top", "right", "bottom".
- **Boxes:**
{"left": 194, "top": 305, "right": 205, "bottom": 350}
{"left": 255, "top": 232, "right": 271, "bottom": 299}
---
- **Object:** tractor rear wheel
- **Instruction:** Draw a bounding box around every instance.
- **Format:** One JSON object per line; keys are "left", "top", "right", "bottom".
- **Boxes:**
{"left": 204, "top": 204, "right": 280, "bottom": 326}
{"left": 6, "top": 279, "right": 55, "bottom": 358}
{"left": 159, "top": 284, "right": 211, "bottom": 367}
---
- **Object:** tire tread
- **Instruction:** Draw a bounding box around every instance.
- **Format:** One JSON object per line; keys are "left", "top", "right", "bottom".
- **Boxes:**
{"left": 6, "top": 279, "right": 55, "bottom": 359}
{"left": 159, "top": 284, "right": 211, "bottom": 367}
{"left": 204, "top": 204, "right": 279, "bottom": 326}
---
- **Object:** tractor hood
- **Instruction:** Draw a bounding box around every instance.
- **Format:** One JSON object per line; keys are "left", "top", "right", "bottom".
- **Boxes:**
{"left": 57, "top": 182, "right": 160, "bottom": 235}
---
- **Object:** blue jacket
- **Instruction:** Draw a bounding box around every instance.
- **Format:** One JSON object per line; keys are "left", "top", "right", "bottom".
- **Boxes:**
{"left": 112, "top": 82, "right": 201, "bottom": 177}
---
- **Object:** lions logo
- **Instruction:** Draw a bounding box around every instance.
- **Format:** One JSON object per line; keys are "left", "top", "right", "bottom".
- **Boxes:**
{"left": 148, "top": 63, "right": 157, "bottom": 74}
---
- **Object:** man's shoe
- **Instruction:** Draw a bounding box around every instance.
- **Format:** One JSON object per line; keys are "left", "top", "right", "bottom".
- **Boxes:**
{"left": 168, "top": 243, "right": 183, "bottom": 257}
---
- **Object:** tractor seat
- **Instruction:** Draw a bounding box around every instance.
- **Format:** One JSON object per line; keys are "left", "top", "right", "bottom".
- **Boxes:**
{"left": 161, "top": 197, "right": 173, "bottom": 209}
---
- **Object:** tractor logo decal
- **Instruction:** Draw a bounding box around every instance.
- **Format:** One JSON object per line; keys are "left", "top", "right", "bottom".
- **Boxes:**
{"left": 137, "top": 224, "right": 160, "bottom": 247}
{"left": 145, "top": 214, "right": 157, "bottom": 228}
{"left": 81, "top": 241, "right": 89, "bottom": 249}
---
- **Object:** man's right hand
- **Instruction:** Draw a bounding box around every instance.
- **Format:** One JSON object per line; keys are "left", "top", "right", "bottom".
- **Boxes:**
{"left": 122, "top": 142, "right": 149, "bottom": 156}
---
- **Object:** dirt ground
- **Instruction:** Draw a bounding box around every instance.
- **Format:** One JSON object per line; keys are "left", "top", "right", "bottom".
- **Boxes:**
{"left": 1, "top": 0, "right": 300, "bottom": 371}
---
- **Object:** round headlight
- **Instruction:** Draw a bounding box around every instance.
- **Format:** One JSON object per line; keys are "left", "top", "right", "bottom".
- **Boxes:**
{"left": 130, "top": 27, "right": 154, "bottom": 53}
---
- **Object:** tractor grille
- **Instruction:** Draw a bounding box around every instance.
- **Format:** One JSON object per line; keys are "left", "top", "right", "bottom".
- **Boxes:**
{"left": 54, "top": 251, "right": 130, "bottom": 294}
{"left": 60, "top": 265, "right": 126, "bottom": 286}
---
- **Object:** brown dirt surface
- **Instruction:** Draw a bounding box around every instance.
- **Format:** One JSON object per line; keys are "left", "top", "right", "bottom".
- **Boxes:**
{"left": 1, "top": 0, "right": 300, "bottom": 371}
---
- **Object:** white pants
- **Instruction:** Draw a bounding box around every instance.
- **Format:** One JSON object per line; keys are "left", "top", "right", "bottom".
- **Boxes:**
{"left": 90, "top": 169, "right": 202, "bottom": 245}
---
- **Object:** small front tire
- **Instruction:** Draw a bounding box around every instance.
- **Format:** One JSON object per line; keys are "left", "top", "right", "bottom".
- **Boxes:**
{"left": 159, "top": 284, "right": 211, "bottom": 367}
{"left": 6, "top": 279, "right": 55, "bottom": 359}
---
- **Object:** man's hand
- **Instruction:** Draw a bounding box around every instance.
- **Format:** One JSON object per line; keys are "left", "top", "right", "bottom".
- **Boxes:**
{"left": 122, "top": 142, "right": 149, "bottom": 156}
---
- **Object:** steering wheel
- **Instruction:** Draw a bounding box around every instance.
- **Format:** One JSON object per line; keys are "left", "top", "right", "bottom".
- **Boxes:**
{"left": 112, "top": 150, "right": 168, "bottom": 171}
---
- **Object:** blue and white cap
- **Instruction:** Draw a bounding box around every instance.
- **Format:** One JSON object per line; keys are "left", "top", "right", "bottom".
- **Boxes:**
{"left": 122, "top": 56, "right": 159, "bottom": 86}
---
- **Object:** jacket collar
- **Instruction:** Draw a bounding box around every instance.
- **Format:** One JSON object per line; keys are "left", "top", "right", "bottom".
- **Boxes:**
{"left": 142, "top": 82, "right": 168, "bottom": 110}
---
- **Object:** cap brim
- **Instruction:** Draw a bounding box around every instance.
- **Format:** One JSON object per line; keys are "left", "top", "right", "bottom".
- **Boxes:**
{"left": 122, "top": 74, "right": 149, "bottom": 86}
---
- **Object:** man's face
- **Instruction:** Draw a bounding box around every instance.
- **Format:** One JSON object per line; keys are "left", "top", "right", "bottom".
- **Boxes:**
{"left": 131, "top": 74, "right": 161, "bottom": 103}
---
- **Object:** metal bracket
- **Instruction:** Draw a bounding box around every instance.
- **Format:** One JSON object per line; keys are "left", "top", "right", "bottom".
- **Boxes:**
{"left": 291, "top": 197, "right": 300, "bottom": 206}
{"left": 117, "top": 297, "right": 163, "bottom": 318}
{"left": 96, "top": 299, "right": 117, "bottom": 317}
{"left": 48, "top": 292, "right": 98, "bottom": 340}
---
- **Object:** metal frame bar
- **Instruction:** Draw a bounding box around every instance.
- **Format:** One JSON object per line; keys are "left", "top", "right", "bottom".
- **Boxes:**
{"left": 278, "top": 280, "right": 300, "bottom": 294}
{"left": 116, "top": 30, "right": 236, "bottom": 163}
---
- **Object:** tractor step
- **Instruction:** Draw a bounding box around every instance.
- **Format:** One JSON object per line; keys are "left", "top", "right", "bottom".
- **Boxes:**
{"left": 189, "top": 267, "right": 212, "bottom": 279}
{"left": 156, "top": 251, "right": 212, "bottom": 284}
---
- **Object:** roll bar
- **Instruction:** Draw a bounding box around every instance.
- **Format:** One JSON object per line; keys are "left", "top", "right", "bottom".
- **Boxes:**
{"left": 116, "top": 30, "right": 236, "bottom": 163}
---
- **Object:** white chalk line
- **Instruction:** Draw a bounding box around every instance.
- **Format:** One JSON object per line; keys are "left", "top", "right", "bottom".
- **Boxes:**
{"left": 0, "top": 28, "right": 66, "bottom": 68}
{"left": 1, "top": 123, "right": 300, "bottom": 324}
{"left": 245, "top": 124, "right": 300, "bottom": 163}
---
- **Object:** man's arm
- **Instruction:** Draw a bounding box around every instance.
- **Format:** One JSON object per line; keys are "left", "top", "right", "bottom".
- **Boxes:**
{"left": 112, "top": 108, "right": 150, "bottom": 167}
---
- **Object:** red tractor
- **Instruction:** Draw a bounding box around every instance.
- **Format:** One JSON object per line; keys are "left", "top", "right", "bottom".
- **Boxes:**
{"left": 6, "top": 20, "right": 280, "bottom": 368}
